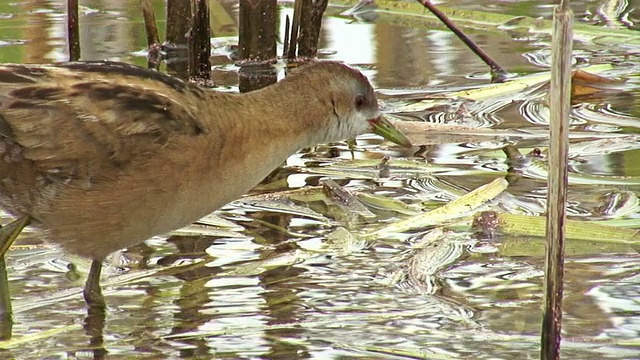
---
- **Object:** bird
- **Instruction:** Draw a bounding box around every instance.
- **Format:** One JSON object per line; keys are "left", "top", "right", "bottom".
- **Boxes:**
{"left": 0, "top": 60, "right": 411, "bottom": 319}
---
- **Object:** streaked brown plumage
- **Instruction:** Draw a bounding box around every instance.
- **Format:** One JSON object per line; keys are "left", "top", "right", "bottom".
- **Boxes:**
{"left": 0, "top": 60, "right": 410, "bottom": 311}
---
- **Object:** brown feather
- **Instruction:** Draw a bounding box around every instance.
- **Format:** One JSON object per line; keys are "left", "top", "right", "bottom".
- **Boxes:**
{"left": 0, "top": 61, "right": 381, "bottom": 259}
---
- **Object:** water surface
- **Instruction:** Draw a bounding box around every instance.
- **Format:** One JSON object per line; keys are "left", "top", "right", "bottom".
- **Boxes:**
{"left": 0, "top": 0, "right": 638, "bottom": 359}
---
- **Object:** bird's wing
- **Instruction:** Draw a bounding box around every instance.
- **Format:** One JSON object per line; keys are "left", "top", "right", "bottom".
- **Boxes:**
{"left": 0, "top": 62, "right": 209, "bottom": 184}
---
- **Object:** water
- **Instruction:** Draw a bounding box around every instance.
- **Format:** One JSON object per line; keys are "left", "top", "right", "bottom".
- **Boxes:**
{"left": 0, "top": 0, "right": 639, "bottom": 358}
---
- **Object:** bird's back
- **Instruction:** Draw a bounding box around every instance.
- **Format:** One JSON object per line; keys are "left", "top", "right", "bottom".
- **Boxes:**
{"left": 0, "top": 62, "right": 209, "bottom": 217}
{"left": 0, "top": 62, "right": 228, "bottom": 260}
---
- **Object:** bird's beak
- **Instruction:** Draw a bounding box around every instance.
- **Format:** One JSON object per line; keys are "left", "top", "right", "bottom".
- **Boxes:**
{"left": 368, "top": 115, "right": 412, "bottom": 147}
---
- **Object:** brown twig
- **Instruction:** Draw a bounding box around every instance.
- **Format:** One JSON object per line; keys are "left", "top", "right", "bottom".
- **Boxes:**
{"left": 140, "top": 0, "right": 160, "bottom": 47}
{"left": 188, "top": 0, "right": 211, "bottom": 81}
{"left": 286, "top": 0, "right": 303, "bottom": 59}
{"left": 166, "top": 0, "right": 192, "bottom": 45}
{"left": 297, "top": 0, "right": 329, "bottom": 57}
{"left": 238, "top": 0, "right": 277, "bottom": 62}
{"left": 67, "top": 0, "right": 80, "bottom": 61}
{"left": 415, "top": 0, "right": 507, "bottom": 82}
{"left": 283, "top": 15, "right": 291, "bottom": 58}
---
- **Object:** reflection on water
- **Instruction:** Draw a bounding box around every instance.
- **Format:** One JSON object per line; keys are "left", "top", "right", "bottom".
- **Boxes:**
{"left": 0, "top": 0, "right": 639, "bottom": 358}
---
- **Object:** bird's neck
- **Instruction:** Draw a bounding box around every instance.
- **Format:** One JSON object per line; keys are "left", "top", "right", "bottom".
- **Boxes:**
{"left": 240, "top": 81, "right": 340, "bottom": 153}
{"left": 195, "top": 82, "right": 334, "bottom": 192}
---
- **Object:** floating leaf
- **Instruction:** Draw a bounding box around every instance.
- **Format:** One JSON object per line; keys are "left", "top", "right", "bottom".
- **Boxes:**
{"left": 475, "top": 211, "right": 640, "bottom": 244}
{"left": 572, "top": 69, "right": 627, "bottom": 96}
{"left": 395, "top": 64, "right": 613, "bottom": 113}
{"left": 371, "top": 178, "right": 508, "bottom": 236}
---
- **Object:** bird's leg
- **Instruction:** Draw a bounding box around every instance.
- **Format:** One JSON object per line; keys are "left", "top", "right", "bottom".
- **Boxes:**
{"left": 346, "top": 138, "right": 357, "bottom": 159}
{"left": 0, "top": 216, "right": 31, "bottom": 340}
{"left": 83, "top": 260, "right": 106, "bottom": 311}
{"left": 83, "top": 260, "right": 107, "bottom": 359}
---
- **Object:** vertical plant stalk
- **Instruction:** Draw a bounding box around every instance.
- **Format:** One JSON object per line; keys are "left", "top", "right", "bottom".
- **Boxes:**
{"left": 237, "top": 0, "right": 277, "bottom": 92}
{"left": 0, "top": 254, "right": 12, "bottom": 340}
{"left": 166, "top": 0, "right": 192, "bottom": 45}
{"left": 0, "top": 216, "right": 31, "bottom": 341}
{"left": 286, "top": 0, "right": 303, "bottom": 59}
{"left": 140, "top": 0, "right": 160, "bottom": 47}
{"left": 188, "top": 0, "right": 211, "bottom": 80}
{"left": 297, "top": 0, "right": 329, "bottom": 58}
{"left": 67, "top": 0, "right": 80, "bottom": 61}
{"left": 283, "top": 15, "right": 291, "bottom": 58}
{"left": 238, "top": 0, "right": 277, "bottom": 62}
{"left": 542, "top": 1, "right": 573, "bottom": 359}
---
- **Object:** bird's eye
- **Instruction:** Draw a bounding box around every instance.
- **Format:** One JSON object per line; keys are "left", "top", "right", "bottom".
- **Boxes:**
{"left": 355, "top": 94, "right": 366, "bottom": 108}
